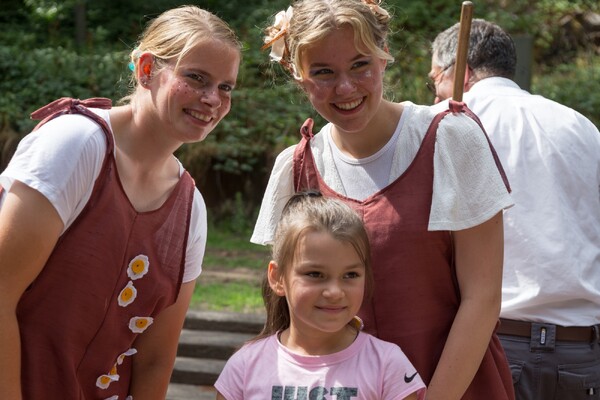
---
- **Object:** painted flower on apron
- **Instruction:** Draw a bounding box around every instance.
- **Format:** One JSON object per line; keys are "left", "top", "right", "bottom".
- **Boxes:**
{"left": 129, "top": 316, "right": 154, "bottom": 333}
{"left": 127, "top": 254, "right": 150, "bottom": 280}
{"left": 117, "top": 281, "right": 137, "bottom": 307}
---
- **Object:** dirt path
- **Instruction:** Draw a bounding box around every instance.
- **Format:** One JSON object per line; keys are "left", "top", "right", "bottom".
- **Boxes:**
{"left": 200, "top": 267, "right": 263, "bottom": 284}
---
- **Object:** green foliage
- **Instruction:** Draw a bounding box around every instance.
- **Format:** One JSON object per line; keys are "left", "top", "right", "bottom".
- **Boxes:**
{"left": 532, "top": 54, "right": 600, "bottom": 127}
{"left": 191, "top": 282, "right": 264, "bottom": 314}
{"left": 208, "top": 192, "right": 258, "bottom": 234}
{"left": 0, "top": 45, "right": 128, "bottom": 133}
{"left": 1, "top": 0, "right": 599, "bottom": 221}
{"left": 205, "top": 220, "right": 269, "bottom": 258}
{"left": 193, "top": 221, "right": 268, "bottom": 313}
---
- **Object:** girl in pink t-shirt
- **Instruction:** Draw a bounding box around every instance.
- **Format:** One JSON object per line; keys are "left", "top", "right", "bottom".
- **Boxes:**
{"left": 215, "top": 191, "right": 425, "bottom": 399}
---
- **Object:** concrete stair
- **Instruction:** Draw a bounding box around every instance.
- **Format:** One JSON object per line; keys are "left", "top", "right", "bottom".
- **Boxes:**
{"left": 166, "top": 310, "right": 265, "bottom": 400}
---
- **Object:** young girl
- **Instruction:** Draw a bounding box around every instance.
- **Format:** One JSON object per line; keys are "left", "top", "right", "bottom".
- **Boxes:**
{"left": 0, "top": 6, "right": 240, "bottom": 400}
{"left": 216, "top": 191, "right": 426, "bottom": 400}
{"left": 251, "top": 1, "right": 515, "bottom": 399}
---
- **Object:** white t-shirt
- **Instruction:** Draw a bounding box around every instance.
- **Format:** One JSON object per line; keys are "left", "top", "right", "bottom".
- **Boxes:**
{"left": 328, "top": 109, "right": 405, "bottom": 200}
{"left": 215, "top": 331, "right": 426, "bottom": 400}
{"left": 251, "top": 100, "right": 514, "bottom": 245}
{"left": 0, "top": 108, "right": 206, "bottom": 283}
{"left": 464, "top": 77, "right": 600, "bottom": 326}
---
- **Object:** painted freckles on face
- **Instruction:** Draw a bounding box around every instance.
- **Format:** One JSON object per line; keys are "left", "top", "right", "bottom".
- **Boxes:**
{"left": 298, "top": 25, "right": 386, "bottom": 134}
{"left": 158, "top": 39, "right": 240, "bottom": 143}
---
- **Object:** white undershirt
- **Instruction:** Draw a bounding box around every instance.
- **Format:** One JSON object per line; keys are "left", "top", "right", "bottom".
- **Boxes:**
{"left": 328, "top": 111, "right": 404, "bottom": 201}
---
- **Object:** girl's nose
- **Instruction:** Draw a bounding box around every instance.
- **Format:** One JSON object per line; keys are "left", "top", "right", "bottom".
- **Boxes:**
{"left": 323, "top": 281, "right": 344, "bottom": 299}
{"left": 335, "top": 74, "right": 357, "bottom": 96}
{"left": 201, "top": 88, "right": 221, "bottom": 108}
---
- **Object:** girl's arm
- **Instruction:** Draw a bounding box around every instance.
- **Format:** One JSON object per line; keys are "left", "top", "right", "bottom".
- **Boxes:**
{"left": 425, "top": 212, "right": 504, "bottom": 400}
{"left": 216, "top": 392, "right": 227, "bottom": 399}
{"left": 129, "top": 280, "right": 196, "bottom": 399}
{"left": 0, "top": 181, "right": 63, "bottom": 399}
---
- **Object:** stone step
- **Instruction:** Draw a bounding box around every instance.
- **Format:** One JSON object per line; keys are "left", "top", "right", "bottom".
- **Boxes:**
{"left": 168, "top": 311, "right": 266, "bottom": 389}
{"left": 166, "top": 383, "right": 216, "bottom": 400}
{"left": 178, "top": 329, "right": 254, "bottom": 360}
{"left": 184, "top": 310, "right": 265, "bottom": 334}
{"left": 171, "top": 356, "right": 226, "bottom": 386}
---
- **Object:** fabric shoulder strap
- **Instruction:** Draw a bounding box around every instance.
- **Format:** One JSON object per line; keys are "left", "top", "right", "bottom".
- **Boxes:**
{"left": 31, "top": 97, "right": 113, "bottom": 140}
{"left": 30, "top": 98, "right": 116, "bottom": 211}
{"left": 292, "top": 118, "right": 319, "bottom": 191}
{"left": 443, "top": 100, "right": 511, "bottom": 192}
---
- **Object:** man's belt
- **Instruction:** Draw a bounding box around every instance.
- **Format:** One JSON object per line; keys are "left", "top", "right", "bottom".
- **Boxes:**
{"left": 498, "top": 318, "right": 600, "bottom": 342}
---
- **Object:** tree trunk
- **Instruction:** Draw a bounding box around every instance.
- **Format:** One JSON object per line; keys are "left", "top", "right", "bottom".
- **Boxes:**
{"left": 74, "top": 0, "right": 86, "bottom": 48}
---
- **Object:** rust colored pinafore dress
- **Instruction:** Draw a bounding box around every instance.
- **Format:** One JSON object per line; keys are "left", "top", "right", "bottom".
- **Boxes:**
{"left": 14, "top": 98, "right": 196, "bottom": 399}
{"left": 293, "top": 101, "right": 514, "bottom": 399}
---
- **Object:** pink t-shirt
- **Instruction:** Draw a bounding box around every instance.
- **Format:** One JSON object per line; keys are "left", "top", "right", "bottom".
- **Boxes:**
{"left": 215, "top": 331, "right": 426, "bottom": 400}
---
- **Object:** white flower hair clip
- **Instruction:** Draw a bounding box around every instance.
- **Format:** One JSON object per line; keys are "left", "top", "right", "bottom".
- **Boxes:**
{"left": 262, "top": 6, "right": 301, "bottom": 79}
{"left": 362, "top": 0, "right": 390, "bottom": 19}
{"left": 262, "top": 6, "right": 294, "bottom": 63}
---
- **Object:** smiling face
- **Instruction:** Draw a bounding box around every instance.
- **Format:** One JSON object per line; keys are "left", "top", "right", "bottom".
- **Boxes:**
{"left": 270, "top": 230, "right": 366, "bottom": 349}
{"left": 152, "top": 39, "right": 240, "bottom": 144}
{"left": 297, "top": 25, "right": 387, "bottom": 136}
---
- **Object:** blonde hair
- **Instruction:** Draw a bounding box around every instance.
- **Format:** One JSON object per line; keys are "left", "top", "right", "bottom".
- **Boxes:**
{"left": 257, "top": 191, "right": 373, "bottom": 340}
{"left": 265, "top": 0, "right": 393, "bottom": 78}
{"left": 122, "top": 5, "right": 241, "bottom": 101}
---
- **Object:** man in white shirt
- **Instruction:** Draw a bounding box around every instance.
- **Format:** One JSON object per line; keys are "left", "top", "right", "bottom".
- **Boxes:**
{"left": 430, "top": 18, "right": 600, "bottom": 399}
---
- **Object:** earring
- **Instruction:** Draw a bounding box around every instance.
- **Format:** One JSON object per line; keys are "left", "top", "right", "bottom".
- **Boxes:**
{"left": 140, "top": 62, "right": 152, "bottom": 87}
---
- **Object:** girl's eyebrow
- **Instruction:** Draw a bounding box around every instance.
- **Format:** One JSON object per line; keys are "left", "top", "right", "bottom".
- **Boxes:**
{"left": 309, "top": 53, "right": 367, "bottom": 69}
{"left": 183, "top": 67, "right": 237, "bottom": 86}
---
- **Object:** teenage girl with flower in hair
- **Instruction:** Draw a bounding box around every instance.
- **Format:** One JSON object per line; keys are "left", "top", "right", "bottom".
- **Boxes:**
{"left": 0, "top": 6, "right": 240, "bottom": 399}
{"left": 251, "top": 0, "right": 515, "bottom": 399}
{"left": 216, "top": 191, "right": 426, "bottom": 400}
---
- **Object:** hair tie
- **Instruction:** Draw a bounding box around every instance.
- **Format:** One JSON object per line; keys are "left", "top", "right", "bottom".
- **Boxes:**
{"left": 349, "top": 316, "right": 365, "bottom": 331}
{"left": 128, "top": 48, "right": 142, "bottom": 72}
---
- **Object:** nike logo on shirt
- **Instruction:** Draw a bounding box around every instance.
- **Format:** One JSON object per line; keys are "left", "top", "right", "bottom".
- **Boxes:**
{"left": 404, "top": 371, "right": 418, "bottom": 383}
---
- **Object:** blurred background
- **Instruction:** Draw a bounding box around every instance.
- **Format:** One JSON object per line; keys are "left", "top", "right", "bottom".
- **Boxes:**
{"left": 1, "top": 0, "right": 599, "bottom": 229}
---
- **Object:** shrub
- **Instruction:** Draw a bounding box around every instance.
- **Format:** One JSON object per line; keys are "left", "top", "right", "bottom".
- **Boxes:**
{"left": 2, "top": 0, "right": 599, "bottom": 221}
{"left": 0, "top": 45, "right": 128, "bottom": 133}
{"left": 532, "top": 54, "right": 600, "bottom": 127}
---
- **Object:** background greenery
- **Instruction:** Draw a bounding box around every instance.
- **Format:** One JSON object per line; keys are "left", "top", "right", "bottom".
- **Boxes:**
{"left": 1, "top": 0, "right": 599, "bottom": 226}
{"left": 191, "top": 223, "right": 268, "bottom": 312}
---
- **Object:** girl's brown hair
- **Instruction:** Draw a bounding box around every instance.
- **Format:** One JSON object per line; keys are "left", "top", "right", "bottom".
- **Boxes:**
{"left": 256, "top": 191, "right": 373, "bottom": 340}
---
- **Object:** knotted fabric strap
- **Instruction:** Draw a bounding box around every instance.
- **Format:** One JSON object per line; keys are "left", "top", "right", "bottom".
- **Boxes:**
{"left": 294, "top": 118, "right": 316, "bottom": 192}
{"left": 448, "top": 99, "right": 466, "bottom": 113}
{"left": 30, "top": 97, "right": 112, "bottom": 131}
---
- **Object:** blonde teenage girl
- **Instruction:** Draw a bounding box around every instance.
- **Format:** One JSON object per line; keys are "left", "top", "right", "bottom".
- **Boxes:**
{"left": 251, "top": 1, "right": 515, "bottom": 399}
{"left": 0, "top": 6, "right": 240, "bottom": 399}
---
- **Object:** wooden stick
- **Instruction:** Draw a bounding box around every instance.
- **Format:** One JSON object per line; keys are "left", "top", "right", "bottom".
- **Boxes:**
{"left": 452, "top": 1, "right": 474, "bottom": 102}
